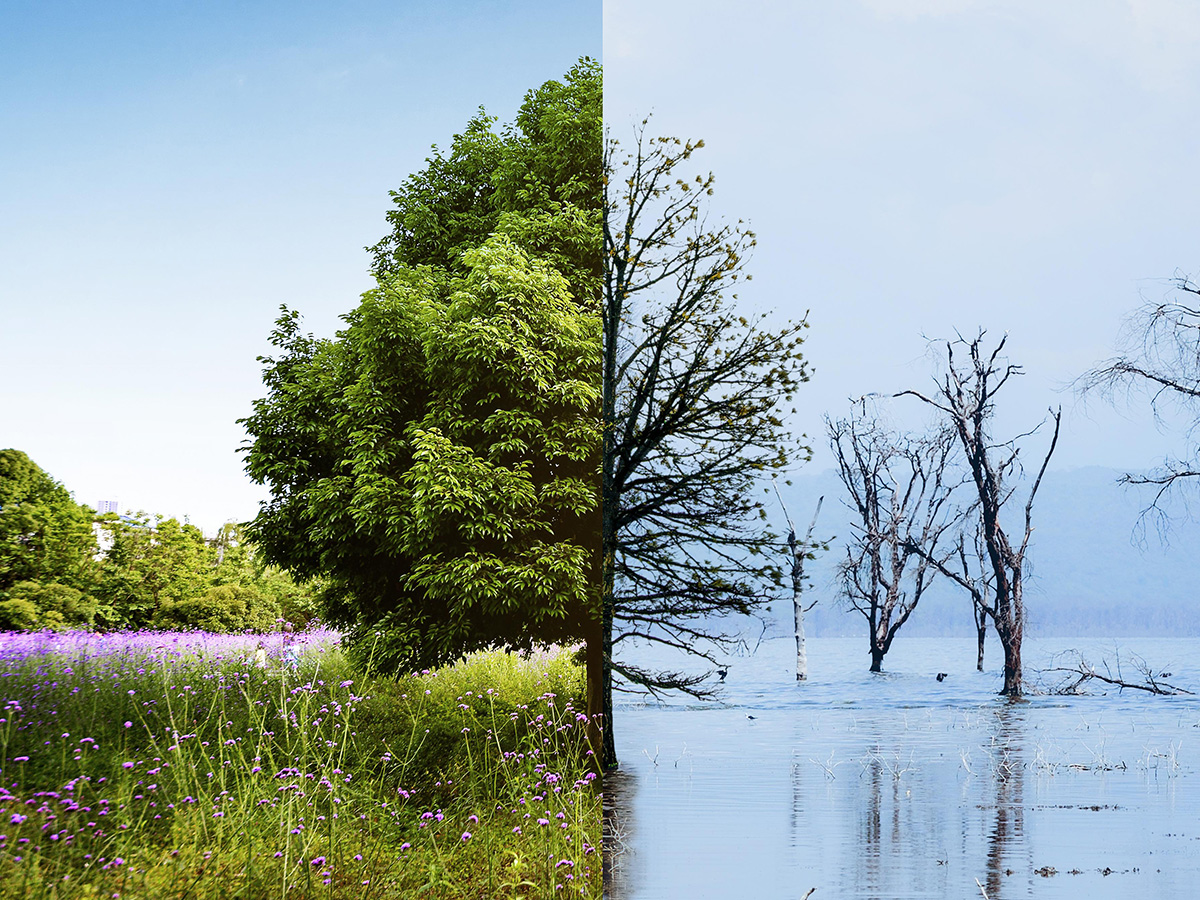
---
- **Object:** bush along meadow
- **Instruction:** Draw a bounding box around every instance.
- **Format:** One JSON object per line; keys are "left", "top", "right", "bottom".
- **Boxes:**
{"left": 0, "top": 629, "right": 601, "bottom": 898}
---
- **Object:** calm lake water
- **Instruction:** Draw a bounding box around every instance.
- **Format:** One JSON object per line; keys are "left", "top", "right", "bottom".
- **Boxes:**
{"left": 604, "top": 636, "right": 1200, "bottom": 899}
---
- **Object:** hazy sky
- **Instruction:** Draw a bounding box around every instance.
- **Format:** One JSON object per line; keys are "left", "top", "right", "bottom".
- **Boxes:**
{"left": 604, "top": 0, "right": 1200, "bottom": 477}
{"left": 2, "top": 1, "right": 600, "bottom": 532}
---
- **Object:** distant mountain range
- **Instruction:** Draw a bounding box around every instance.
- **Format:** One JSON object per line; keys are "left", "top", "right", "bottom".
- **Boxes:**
{"left": 766, "top": 466, "right": 1200, "bottom": 638}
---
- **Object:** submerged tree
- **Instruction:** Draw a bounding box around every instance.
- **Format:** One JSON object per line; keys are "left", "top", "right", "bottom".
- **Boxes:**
{"left": 1077, "top": 276, "right": 1200, "bottom": 530}
{"left": 898, "top": 333, "right": 1060, "bottom": 696}
{"left": 773, "top": 483, "right": 823, "bottom": 681}
{"left": 828, "top": 411, "right": 958, "bottom": 673}
{"left": 602, "top": 126, "right": 811, "bottom": 767}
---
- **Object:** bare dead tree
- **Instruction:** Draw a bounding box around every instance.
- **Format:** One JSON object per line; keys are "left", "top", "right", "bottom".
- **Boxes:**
{"left": 898, "top": 332, "right": 1061, "bottom": 696}
{"left": 828, "top": 410, "right": 959, "bottom": 673}
{"left": 601, "top": 124, "right": 811, "bottom": 767}
{"left": 773, "top": 482, "right": 823, "bottom": 681}
{"left": 1077, "top": 276, "right": 1200, "bottom": 534}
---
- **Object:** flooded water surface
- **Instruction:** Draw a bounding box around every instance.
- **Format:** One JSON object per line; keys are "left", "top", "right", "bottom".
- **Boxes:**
{"left": 606, "top": 636, "right": 1200, "bottom": 899}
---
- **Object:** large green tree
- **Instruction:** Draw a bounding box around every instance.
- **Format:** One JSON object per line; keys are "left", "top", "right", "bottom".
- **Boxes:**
{"left": 0, "top": 449, "right": 97, "bottom": 595}
{"left": 241, "top": 62, "right": 604, "bottom": 749}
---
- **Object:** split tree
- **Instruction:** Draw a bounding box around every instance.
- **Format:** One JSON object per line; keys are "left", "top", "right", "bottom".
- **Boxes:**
{"left": 601, "top": 125, "right": 811, "bottom": 767}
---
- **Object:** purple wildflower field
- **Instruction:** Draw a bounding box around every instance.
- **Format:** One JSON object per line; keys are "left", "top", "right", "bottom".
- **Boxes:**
{"left": 0, "top": 629, "right": 601, "bottom": 898}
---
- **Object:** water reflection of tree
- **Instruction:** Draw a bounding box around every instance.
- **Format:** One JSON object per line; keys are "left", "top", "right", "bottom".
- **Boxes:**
{"left": 853, "top": 744, "right": 929, "bottom": 900}
{"left": 604, "top": 769, "right": 636, "bottom": 900}
{"left": 983, "top": 702, "right": 1032, "bottom": 899}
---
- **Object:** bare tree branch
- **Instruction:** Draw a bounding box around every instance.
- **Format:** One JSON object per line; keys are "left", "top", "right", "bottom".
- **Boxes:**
{"left": 1077, "top": 276, "right": 1200, "bottom": 534}
{"left": 1041, "top": 649, "right": 1193, "bottom": 696}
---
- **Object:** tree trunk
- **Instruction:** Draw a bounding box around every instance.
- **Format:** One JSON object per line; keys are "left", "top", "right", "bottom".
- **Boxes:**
{"left": 601, "top": 566, "right": 616, "bottom": 770}
{"left": 599, "top": 541, "right": 617, "bottom": 771}
{"left": 995, "top": 594, "right": 1022, "bottom": 695}
{"left": 1000, "top": 636, "right": 1022, "bottom": 695}
{"left": 976, "top": 619, "right": 986, "bottom": 672}
{"left": 782, "top": 495, "right": 821, "bottom": 682}
{"left": 584, "top": 607, "right": 605, "bottom": 775}
{"left": 794, "top": 589, "right": 807, "bottom": 681}
{"left": 869, "top": 647, "right": 885, "bottom": 673}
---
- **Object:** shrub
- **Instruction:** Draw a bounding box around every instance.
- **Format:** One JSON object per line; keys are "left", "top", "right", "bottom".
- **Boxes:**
{"left": 0, "top": 598, "right": 37, "bottom": 631}
{"left": 152, "top": 583, "right": 280, "bottom": 632}
{"left": 5, "top": 580, "right": 96, "bottom": 628}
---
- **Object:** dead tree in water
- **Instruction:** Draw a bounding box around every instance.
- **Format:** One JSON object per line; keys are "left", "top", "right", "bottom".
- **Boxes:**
{"left": 774, "top": 482, "right": 822, "bottom": 681}
{"left": 828, "top": 411, "right": 958, "bottom": 674}
{"left": 899, "top": 332, "right": 1060, "bottom": 696}
{"left": 601, "top": 125, "right": 811, "bottom": 768}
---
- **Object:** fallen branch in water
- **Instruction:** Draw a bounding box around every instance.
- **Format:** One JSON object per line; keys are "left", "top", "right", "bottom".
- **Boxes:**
{"left": 1042, "top": 649, "right": 1193, "bottom": 696}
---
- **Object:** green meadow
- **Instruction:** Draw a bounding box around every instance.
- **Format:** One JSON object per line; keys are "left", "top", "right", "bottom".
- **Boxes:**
{"left": 0, "top": 630, "right": 600, "bottom": 899}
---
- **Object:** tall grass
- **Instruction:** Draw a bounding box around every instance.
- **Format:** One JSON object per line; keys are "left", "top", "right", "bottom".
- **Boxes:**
{"left": 0, "top": 630, "right": 600, "bottom": 898}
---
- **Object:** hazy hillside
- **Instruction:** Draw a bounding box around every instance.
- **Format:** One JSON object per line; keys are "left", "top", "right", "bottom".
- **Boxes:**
{"left": 767, "top": 466, "right": 1200, "bottom": 638}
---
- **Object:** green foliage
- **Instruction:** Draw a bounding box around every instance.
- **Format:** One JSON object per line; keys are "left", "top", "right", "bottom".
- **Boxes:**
{"left": 243, "top": 61, "right": 603, "bottom": 676}
{"left": 88, "top": 517, "right": 321, "bottom": 632}
{"left": 244, "top": 235, "right": 601, "bottom": 673}
{"left": 92, "top": 513, "right": 215, "bottom": 629}
{"left": 0, "top": 598, "right": 37, "bottom": 631}
{"left": 152, "top": 583, "right": 280, "bottom": 633}
{"left": 6, "top": 579, "right": 97, "bottom": 628}
{"left": 369, "top": 57, "right": 602, "bottom": 302}
{"left": 0, "top": 449, "right": 97, "bottom": 595}
{"left": 0, "top": 453, "right": 322, "bottom": 633}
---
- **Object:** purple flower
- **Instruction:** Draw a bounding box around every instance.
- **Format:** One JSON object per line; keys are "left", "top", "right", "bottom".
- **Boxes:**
{"left": 461, "top": 832, "right": 471, "bottom": 841}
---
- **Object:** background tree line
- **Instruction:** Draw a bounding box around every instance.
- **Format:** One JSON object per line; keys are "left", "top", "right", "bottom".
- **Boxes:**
{"left": 0, "top": 448, "right": 321, "bottom": 633}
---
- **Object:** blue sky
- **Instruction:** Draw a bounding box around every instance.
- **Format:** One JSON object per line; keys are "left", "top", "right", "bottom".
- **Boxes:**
{"left": 604, "top": 0, "right": 1200, "bottom": 481}
{"left": 2, "top": 1, "right": 600, "bottom": 532}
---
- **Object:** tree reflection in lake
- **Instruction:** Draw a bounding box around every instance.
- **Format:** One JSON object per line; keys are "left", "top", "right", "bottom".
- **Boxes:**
{"left": 982, "top": 702, "right": 1030, "bottom": 899}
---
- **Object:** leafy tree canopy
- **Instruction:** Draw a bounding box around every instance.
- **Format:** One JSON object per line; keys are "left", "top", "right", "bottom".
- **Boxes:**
{"left": 243, "top": 234, "right": 601, "bottom": 673}
{"left": 369, "top": 58, "right": 601, "bottom": 304}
